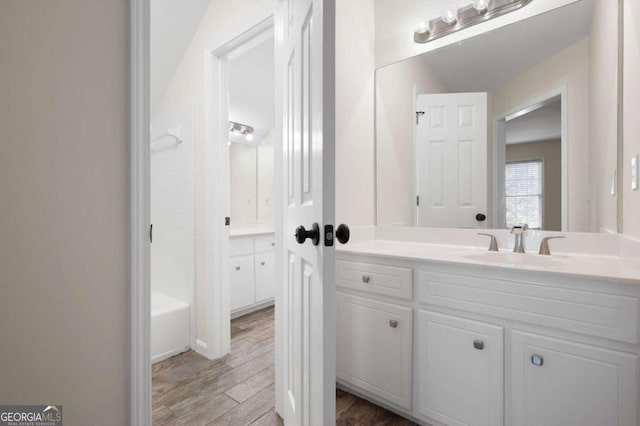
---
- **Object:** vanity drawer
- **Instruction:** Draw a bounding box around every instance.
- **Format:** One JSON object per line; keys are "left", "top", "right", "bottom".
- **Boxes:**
{"left": 418, "top": 271, "right": 639, "bottom": 344}
{"left": 230, "top": 236, "right": 253, "bottom": 257}
{"left": 254, "top": 234, "right": 276, "bottom": 252}
{"left": 337, "top": 260, "right": 412, "bottom": 300}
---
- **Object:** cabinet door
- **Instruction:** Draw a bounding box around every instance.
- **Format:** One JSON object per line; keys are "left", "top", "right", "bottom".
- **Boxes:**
{"left": 418, "top": 310, "right": 503, "bottom": 426}
{"left": 511, "top": 331, "right": 638, "bottom": 426}
{"left": 230, "top": 256, "right": 255, "bottom": 311}
{"left": 337, "top": 293, "right": 413, "bottom": 409}
{"left": 254, "top": 252, "right": 275, "bottom": 302}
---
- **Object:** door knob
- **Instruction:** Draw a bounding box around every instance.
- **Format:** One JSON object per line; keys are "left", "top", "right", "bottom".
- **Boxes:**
{"left": 475, "top": 213, "right": 487, "bottom": 222}
{"left": 295, "top": 223, "right": 320, "bottom": 246}
{"left": 336, "top": 224, "right": 350, "bottom": 244}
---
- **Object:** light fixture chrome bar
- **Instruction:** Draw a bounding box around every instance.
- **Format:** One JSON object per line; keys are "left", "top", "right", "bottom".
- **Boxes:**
{"left": 414, "top": 0, "right": 533, "bottom": 44}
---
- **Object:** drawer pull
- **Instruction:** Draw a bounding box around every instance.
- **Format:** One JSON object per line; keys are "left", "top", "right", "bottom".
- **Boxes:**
{"left": 531, "top": 354, "right": 544, "bottom": 367}
{"left": 473, "top": 340, "right": 484, "bottom": 350}
{"left": 235, "top": 266, "right": 241, "bottom": 271}
{"left": 389, "top": 320, "right": 398, "bottom": 328}
{"left": 271, "top": 242, "right": 275, "bottom": 246}
{"left": 362, "top": 275, "right": 370, "bottom": 283}
{"left": 260, "top": 261, "right": 266, "bottom": 266}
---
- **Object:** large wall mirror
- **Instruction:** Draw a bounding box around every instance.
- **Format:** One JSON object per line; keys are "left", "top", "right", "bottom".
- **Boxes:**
{"left": 375, "top": 0, "right": 620, "bottom": 232}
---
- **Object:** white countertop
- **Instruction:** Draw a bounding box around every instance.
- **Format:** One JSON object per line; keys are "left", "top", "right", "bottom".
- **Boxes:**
{"left": 229, "top": 226, "right": 275, "bottom": 237}
{"left": 337, "top": 239, "right": 640, "bottom": 284}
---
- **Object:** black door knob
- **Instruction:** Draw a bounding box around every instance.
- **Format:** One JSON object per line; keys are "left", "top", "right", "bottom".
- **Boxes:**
{"left": 295, "top": 223, "right": 320, "bottom": 246}
{"left": 336, "top": 224, "right": 350, "bottom": 244}
{"left": 475, "top": 213, "right": 487, "bottom": 222}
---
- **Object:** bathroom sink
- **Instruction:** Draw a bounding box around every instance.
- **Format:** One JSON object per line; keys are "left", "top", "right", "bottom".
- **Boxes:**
{"left": 458, "top": 250, "right": 575, "bottom": 269}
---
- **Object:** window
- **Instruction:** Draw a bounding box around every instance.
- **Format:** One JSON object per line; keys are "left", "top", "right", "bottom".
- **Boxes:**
{"left": 505, "top": 160, "right": 543, "bottom": 229}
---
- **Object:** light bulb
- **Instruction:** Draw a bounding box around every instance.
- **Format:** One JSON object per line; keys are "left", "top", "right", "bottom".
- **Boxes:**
{"left": 473, "top": 0, "right": 491, "bottom": 13}
{"left": 416, "top": 21, "right": 431, "bottom": 34}
{"left": 245, "top": 133, "right": 254, "bottom": 141}
{"left": 442, "top": 8, "right": 458, "bottom": 25}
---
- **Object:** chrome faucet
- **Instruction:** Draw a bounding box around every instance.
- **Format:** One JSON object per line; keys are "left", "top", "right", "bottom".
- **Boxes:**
{"left": 511, "top": 224, "right": 529, "bottom": 253}
{"left": 539, "top": 236, "right": 565, "bottom": 255}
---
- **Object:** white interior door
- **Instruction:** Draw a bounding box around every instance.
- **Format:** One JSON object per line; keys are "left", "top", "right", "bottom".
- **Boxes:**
{"left": 276, "top": 0, "right": 336, "bottom": 424}
{"left": 416, "top": 93, "right": 488, "bottom": 228}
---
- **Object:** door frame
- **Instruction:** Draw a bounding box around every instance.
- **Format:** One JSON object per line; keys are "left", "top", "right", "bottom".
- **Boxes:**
{"left": 128, "top": 0, "right": 276, "bottom": 423}
{"left": 491, "top": 86, "right": 568, "bottom": 230}
{"left": 200, "top": 10, "right": 275, "bottom": 362}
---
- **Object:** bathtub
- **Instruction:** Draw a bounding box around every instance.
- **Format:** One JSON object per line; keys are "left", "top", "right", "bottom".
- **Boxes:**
{"left": 151, "top": 292, "right": 191, "bottom": 363}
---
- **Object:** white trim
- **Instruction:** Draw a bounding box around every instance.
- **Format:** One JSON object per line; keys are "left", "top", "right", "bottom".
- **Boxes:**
{"left": 202, "top": 13, "right": 275, "bottom": 361}
{"left": 130, "top": 0, "right": 151, "bottom": 424}
{"left": 194, "top": 338, "right": 208, "bottom": 356}
{"left": 231, "top": 300, "right": 275, "bottom": 320}
{"left": 492, "top": 86, "right": 568, "bottom": 231}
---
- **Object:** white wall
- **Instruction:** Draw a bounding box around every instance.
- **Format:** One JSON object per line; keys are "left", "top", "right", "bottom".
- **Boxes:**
{"left": 623, "top": 0, "right": 640, "bottom": 237}
{"left": 375, "top": 54, "right": 448, "bottom": 225}
{"left": 151, "top": 104, "right": 195, "bottom": 305}
{"left": 491, "top": 39, "right": 590, "bottom": 232}
{"left": 0, "top": 1, "right": 128, "bottom": 424}
{"left": 153, "top": 0, "right": 273, "bottom": 344}
{"left": 335, "top": 0, "right": 376, "bottom": 227}
{"left": 588, "top": 0, "right": 619, "bottom": 234}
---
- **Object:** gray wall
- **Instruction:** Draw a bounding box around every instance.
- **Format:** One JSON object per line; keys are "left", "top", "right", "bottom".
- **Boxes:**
{"left": 0, "top": 1, "right": 129, "bottom": 424}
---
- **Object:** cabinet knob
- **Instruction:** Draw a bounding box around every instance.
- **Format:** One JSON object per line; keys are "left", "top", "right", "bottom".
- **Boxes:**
{"left": 271, "top": 242, "right": 275, "bottom": 246}
{"left": 531, "top": 354, "right": 544, "bottom": 366}
{"left": 389, "top": 320, "right": 398, "bottom": 328}
{"left": 235, "top": 266, "right": 240, "bottom": 271}
{"left": 362, "top": 275, "right": 370, "bottom": 283}
{"left": 260, "top": 261, "right": 265, "bottom": 266}
{"left": 473, "top": 340, "right": 484, "bottom": 350}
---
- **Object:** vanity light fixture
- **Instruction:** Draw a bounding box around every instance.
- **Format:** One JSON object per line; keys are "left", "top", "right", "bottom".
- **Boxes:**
{"left": 228, "top": 121, "right": 255, "bottom": 142}
{"left": 414, "top": 0, "right": 532, "bottom": 44}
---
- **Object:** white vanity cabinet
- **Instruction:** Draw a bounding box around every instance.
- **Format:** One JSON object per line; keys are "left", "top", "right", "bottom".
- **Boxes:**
{"left": 417, "top": 311, "right": 503, "bottom": 426}
{"left": 510, "top": 331, "right": 638, "bottom": 426}
{"left": 336, "top": 251, "right": 640, "bottom": 426}
{"left": 337, "top": 292, "right": 413, "bottom": 409}
{"left": 229, "top": 233, "right": 275, "bottom": 316}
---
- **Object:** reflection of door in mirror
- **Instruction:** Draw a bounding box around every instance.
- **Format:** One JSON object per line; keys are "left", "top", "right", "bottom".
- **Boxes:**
{"left": 416, "top": 92, "right": 488, "bottom": 228}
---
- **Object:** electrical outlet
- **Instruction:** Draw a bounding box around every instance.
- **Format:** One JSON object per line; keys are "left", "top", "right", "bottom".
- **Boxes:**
{"left": 632, "top": 155, "right": 639, "bottom": 191}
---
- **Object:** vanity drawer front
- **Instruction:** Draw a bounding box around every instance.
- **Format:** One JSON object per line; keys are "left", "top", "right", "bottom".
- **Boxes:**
{"left": 230, "top": 236, "right": 254, "bottom": 257}
{"left": 254, "top": 234, "right": 276, "bottom": 252}
{"left": 337, "top": 260, "right": 412, "bottom": 300}
{"left": 418, "top": 271, "right": 639, "bottom": 344}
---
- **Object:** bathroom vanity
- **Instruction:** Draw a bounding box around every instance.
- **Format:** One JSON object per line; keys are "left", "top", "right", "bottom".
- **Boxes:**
{"left": 229, "top": 229, "right": 276, "bottom": 317}
{"left": 336, "top": 227, "right": 640, "bottom": 426}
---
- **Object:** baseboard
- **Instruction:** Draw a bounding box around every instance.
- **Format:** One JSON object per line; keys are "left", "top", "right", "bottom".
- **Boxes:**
{"left": 194, "top": 339, "right": 208, "bottom": 357}
{"left": 151, "top": 345, "right": 190, "bottom": 364}
{"left": 231, "top": 299, "right": 274, "bottom": 319}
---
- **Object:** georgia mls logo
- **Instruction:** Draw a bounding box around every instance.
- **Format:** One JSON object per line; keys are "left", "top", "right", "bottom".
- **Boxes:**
{"left": 0, "top": 405, "right": 63, "bottom": 426}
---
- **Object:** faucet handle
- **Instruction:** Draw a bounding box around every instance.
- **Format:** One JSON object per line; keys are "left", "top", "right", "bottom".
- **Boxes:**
{"left": 538, "top": 236, "right": 565, "bottom": 255}
{"left": 478, "top": 233, "right": 499, "bottom": 252}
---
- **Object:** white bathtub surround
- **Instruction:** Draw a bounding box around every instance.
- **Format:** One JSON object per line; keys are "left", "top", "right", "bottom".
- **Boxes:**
{"left": 335, "top": 226, "right": 640, "bottom": 426}
{"left": 150, "top": 104, "right": 196, "bottom": 353}
{"left": 151, "top": 292, "right": 191, "bottom": 363}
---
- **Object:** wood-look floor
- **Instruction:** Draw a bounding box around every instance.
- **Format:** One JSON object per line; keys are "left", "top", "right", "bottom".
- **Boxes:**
{"left": 152, "top": 306, "right": 416, "bottom": 425}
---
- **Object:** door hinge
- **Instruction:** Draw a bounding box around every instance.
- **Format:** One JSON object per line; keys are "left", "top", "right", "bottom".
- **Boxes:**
{"left": 416, "top": 195, "right": 420, "bottom": 206}
{"left": 225, "top": 217, "right": 230, "bottom": 226}
{"left": 416, "top": 111, "right": 425, "bottom": 125}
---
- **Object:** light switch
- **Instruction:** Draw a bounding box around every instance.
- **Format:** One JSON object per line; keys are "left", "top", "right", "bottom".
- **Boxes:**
{"left": 632, "top": 155, "right": 639, "bottom": 191}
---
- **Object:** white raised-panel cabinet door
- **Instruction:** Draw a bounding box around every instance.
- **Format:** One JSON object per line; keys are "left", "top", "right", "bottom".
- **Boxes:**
{"left": 418, "top": 310, "right": 503, "bottom": 426}
{"left": 416, "top": 93, "right": 487, "bottom": 228}
{"left": 255, "top": 252, "right": 275, "bottom": 302}
{"left": 276, "top": 0, "right": 336, "bottom": 424}
{"left": 230, "top": 256, "right": 255, "bottom": 311}
{"left": 336, "top": 293, "right": 413, "bottom": 409}
{"left": 511, "top": 331, "right": 638, "bottom": 426}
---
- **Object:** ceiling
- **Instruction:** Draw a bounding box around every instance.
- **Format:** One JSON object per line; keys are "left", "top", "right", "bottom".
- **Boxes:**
{"left": 228, "top": 37, "right": 276, "bottom": 145}
{"left": 421, "top": 0, "right": 594, "bottom": 92}
{"left": 506, "top": 98, "right": 562, "bottom": 144}
{"left": 150, "top": 0, "right": 211, "bottom": 110}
